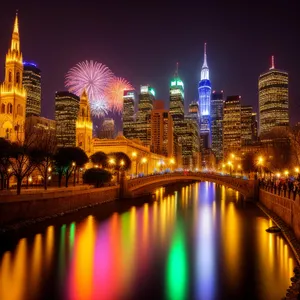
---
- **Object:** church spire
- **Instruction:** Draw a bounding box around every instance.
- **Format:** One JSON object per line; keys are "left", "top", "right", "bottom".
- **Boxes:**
{"left": 270, "top": 55, "right": 275, "bottom": 70}
{"left": 174, "top": 62, "right": 179, "bottom": 77}
{"left": 200, "top": 42, "right": 209, "bottom": 81}
{"left": 11, "top": 11, "right": 20, "bottom": 52}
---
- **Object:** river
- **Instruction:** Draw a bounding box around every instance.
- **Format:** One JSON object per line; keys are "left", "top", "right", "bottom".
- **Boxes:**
{"left": 0, "top": 182, "right": 296, "bottom": 300}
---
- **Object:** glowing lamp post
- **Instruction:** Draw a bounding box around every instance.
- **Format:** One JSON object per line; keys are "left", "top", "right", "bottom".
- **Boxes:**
{"left": 295, "top": 167, "right": 299, "bottom": 178}
{"left": 169, "top": 158, "right": 175, "bottom": 171}
{"left": 284, "top": 170, "right": 289, "bottom": 178}
{"left": 72, "top": 162, "right": 76, "bottom": 186}
{"left": 132, "top": 152, "right": 137, "bottom": 176}
{"left": 141, "top": 157, "right": 148, "bottom": 175}
{"left": 227, "top": 161, "right": 232, "bottom": 176}
{"left": 257, "top": 156, "right": 264, "bottom": 178}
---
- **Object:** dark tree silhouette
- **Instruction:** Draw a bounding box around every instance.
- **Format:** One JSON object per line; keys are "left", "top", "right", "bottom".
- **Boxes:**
{"left": 90, "top": 151, "right": 108, "bottom": 168}
{"left": 83, "top": 168, "right": 112, "bottom": 187}
{"left": 0, "top": 138, "right": 13, "bottom": 190}
{"left": 54, "top": 147, "right": 89, "bottom": 187}
{"left": 241, "top": 153, "right": 256, "bottom": 174}
{"left": 107, "top": 152, "right": 131, "bottom": 183}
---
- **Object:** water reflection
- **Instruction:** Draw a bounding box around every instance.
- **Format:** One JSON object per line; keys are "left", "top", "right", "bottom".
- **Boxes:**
{"left": 0, "top": 182, "right": 296, "bottom": 300}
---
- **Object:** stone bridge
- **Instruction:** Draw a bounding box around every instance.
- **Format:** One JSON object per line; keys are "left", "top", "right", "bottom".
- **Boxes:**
{"left": 122, "top": 172, "right": 258, "bottom": 200}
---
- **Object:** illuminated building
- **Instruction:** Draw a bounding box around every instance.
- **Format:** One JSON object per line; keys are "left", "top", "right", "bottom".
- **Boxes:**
{"left": 258, "top": 56, "right": 289, "bottom": 136}
{"left": 241, "top": 105, "right": 253, "bottom": 146}
{"left": 23, "top": 62, "right": 41, "bottom": 116}
{"left": 92, "top": 135, "right": 167, "bottom": 175}
{"left": 198, "top": 43, "right": 211, "bottom": 148}
{"left": 26, "top": 115, "right": 56, "bottom": 133}
{"left": 211, "top": 91, "right": 224, "bottom": 162}
{"left": 223, "top": 95, "right": 241, "bottom": 158}
{"left": 251, "top": 112, "right": 258, "bottom": 142}
{"left": 169, "top": 65, "right": 185, "bottom": 167}
{"left": 99, "top": 118, "right": 115, "bottom": 139}
{"left": 151, "top": 102, "right": 174, "bottom": 157}
{"left": 76, "top": 90, "right": 93, "bottom": 154}
{"left": 55, "top": 91, "right": 80, "bottom": 147}
{"left": 122, "top": 90, "right": 135, "bottom": 139}
{"left": 136, "top": 85, "right": 155, "bottom": 146}
{"left": 0, "top": 13, "right": 27, "bottom": 142}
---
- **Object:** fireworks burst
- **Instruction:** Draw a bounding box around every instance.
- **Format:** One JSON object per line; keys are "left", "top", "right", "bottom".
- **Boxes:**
{"left": 104, "top": 77, "right": 134, "bottom": 113}
{"left": 65, "top": 60, "right": 114, "bottom": 116}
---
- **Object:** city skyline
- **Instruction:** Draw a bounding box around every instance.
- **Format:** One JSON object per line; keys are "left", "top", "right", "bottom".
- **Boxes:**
{"left": 0, "top": 1, "right": 299, "bottom": 124}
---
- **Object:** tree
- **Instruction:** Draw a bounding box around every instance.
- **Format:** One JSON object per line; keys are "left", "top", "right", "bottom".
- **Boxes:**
{"left": 241, "top": 152, "right": 256, "bottom": 174}
{"left": 83, "top": 168, "right": 112, "bottom": 187}
{"left": 54, "top": 147, "right": 89, "bottom": 187}
{"left": 31, "top": 130, "right": 57, "bottom": 190}
{"left": 0, "top": 138, "right": 13, "bottom": 190}
{"left": 90, "top": 151, "right": 107, "bottom": 168}
{"left": 107, "top": 152, "right": 131, "bottom": 182}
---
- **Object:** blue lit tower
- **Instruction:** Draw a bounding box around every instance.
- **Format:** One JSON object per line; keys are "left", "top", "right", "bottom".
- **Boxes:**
{"left": 198, "top": 43, "right": 211, "bottom": 148}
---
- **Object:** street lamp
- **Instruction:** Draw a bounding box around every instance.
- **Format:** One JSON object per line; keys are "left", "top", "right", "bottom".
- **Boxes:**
{"left": 72, "top": 162, "right": 76, "bottom": 186}
{"left": 132, "top": 152, "right": 138, "bottom": 176}
{"left": 227, "top": 161, "right": 232, "bottom": 175}
{"left": 295, "top": 167, "right": 299, "bottom": 178}
{"left": 169, "top": 157, "right": 175, "bottom": 171}
{"left": 284, "top": 170, "right": 289, "bottom": 178}
{"left": 276, "top": 173, "right": 281, "bottom": 178}
{"left": 257, "top": 156, "right": 264, "bottom": 178}
{"left": 238, "top": 164, "right": 242, "bottom": 176}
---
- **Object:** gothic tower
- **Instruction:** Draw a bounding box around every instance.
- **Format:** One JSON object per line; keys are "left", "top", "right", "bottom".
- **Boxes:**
{"left": 76, "top": 90, "right": 93, "bottom": 154}
{"left": 0, "top": 13, "right": 27, "bottom": 142}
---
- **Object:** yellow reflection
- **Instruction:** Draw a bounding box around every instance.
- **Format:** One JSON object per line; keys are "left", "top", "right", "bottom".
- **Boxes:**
{"left": 45, "top": 226, "right": 54, "bottom": 270}
{"left": 30, "top": 234, "right": 43, "bottom": 293}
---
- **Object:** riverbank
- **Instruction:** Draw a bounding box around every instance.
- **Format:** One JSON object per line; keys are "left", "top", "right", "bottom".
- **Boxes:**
{"left": 257, "top": 202, "right": 300, "bottom": 299}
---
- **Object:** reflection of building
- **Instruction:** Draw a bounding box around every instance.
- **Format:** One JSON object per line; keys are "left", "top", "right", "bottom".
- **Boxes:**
{"left": 0, "top": 14, "right": 26, "bottom": 142}
{"left": 198, "top": 43, "right": 211, "bottom": 148}
{"left": 241, "top": 105, "right": 253, "bottom": 146}
{"left": 211, "top": 91, "right": 224, "bottom": 162}
{"left": 76, "top": 90, "right": 93, "bottom": 154}
{"left": 136, "top": 85, "right": 154, "bottom": 146}
{"left": 99, "top": 118, "right": 115, "bottom": 139}
{"left": 122, "top": 90, "right": 135, "bottom": 139}
{"left": 223, "top": 95, "right": 241, "bottom": 158}
{"left": 151, "top": 102, "right": 174, "bottom": 157}
{"left": 258, "top": 56, "right": 289, "bottom": 136}
{"left": 55, "top": 91, "right": 80, "bottom": 147}
{"left": 23, "top": 62, "right": 41, "bottom": 117}
{"left": 93, "top": 135, "right": 167, "bottom": 175}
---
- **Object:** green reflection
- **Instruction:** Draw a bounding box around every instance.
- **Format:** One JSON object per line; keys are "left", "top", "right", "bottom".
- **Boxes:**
{"left": 166, "top": 222, "right": 188, "bottom": 300}
{"left": 69, "top": 222, "right": 76, "bottom": 249}
{"left": 59, "top": 224, "right": 66, "bottom": 282}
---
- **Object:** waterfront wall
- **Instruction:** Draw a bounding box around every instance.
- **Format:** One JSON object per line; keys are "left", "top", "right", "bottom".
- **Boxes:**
{"left": 0, "top": 186, "right": 119, "bottom": 226}
{"left": 259, "top": 189, "right": 300, "bottom": 240}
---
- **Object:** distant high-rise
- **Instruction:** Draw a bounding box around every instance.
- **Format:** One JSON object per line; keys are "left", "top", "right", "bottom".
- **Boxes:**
{"left": 223, "top": 95, "right": 241, "bottom": 158}
{"left": 258, "top": 56, "right": 289, "bottom": 136}
{"left": 151, "top": 103, "right": 174, "bottom": 157}
{"left": 136, "top": 85, "right": 155, "bottom": 146}
{"left": 23, "top": 62, "right": 41, "bottom": 117}
{"left": 76, "top": 90, "right": 93, "bottom": 154}
{"left": 211, "top": 91, "right": 224, "bottom": 162}
{"left": 251, "top": 113, "right": 258, "bottom": 142}
{"left": 241, "top": 105, "right": 253, "bottom": 146}
{"left": 55, "top": 91, "right": 80, "bottom": 147}
{"left": 122, "top": 90, "right": 135, "bottom": 139}
{"left": 198, "top": 43, "right": 211, "bottom": 148}
{"left": 99, "top": 118, "right": 115, "bottom": 139}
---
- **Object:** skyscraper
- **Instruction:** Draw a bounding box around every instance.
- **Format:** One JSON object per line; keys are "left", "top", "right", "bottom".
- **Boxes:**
{"left": 241, "top": 105, "right": 253, "bottom": 146}
{"left": 122, "top": 90, "right": 135, "bottom": 140}
{"left": 136, "top": 85, "right": 155, "bottom": 146}
{"left": 23, "top": 62, "right": 41, "bottom": 117}
{"left": 169, "top": 65, "right": 185, "bottom": 167}
{"left": 55, "top": 91, "right": 80, "bottom": 147}
{"left": 151, "top": 105, "right": 174, "bottom": 157}
{"left": 223, "top": 95, "right": 241, "bottom": 158}
{"left": 258, "top": 56, "right": 289, "bottom": 136}
{"left": 251, "top": 112, "right": 258, "bottom": 142}
{"left": 0, "top": 13, "right": 26, "bottom": 142}
{"left": 198, "top": 43, "right": 211, "bottom": 149}
{"left": 211, "top": 91, "right": 224, "bottom": 162}
{"left": 76, "top": 90, "right": 93, "bottom": 154}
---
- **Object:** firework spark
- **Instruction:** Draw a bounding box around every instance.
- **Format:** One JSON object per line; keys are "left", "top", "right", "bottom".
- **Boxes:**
{"left": 90, "top": 97, "right": 108, "bottom": 118}
{"left": 104, "top": 77, "right": 134, "bottom": 113}
{"left": 65, "top": 60, "right": 114, "bottom": 116}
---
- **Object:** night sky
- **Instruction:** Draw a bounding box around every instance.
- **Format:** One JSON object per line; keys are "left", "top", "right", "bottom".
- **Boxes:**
{"left": 0, "top": 0, "right": 299, "bottom": 126}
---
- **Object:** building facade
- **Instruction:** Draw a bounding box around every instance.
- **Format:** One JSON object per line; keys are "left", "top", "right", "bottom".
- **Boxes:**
{"left": 136, "top": 85, "right": 155, "bottom": 146}
{"left": 241, "top": 105, "right": 253, "bottom": 146}
{"left": 99, "top": 118, "right": 115, "bottom": 139}
{"left": 223, "top": 96, "right": 241, "bottom": 159}
{"left": 258, "top": 56, "right": 289, "bottom": 136}
{"left": 151, "top": 107, "right": 174, "bottom": 157}
{"left": 0, "top": 14, "right": 27, "bottom": 143}
{"left": 122, "top": 90, "right": 135, "bottom": 139}
{"left": 198, "top": 43, "right": 211, "bottom": 149}
{"left": 76, "top": 90, "right": 93, "bottom": 154}
{"left": 23, "top": 62, "right": 41, "bottom": 117}
{"left": 55, "top": 91, "right": 80, "bottom": 147}
{"left": 211, "top": 91, "right": 224, "bottom": 162}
